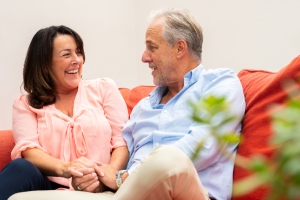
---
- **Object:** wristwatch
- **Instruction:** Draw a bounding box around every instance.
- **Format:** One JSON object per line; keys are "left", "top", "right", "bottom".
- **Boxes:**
{"left": 116, "top": 170, "right": 128, "bottom": 189}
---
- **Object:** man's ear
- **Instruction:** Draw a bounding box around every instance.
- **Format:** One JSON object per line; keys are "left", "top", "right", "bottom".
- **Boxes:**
{"left": 175, "top": 39, "right": 187, "bottom": 59}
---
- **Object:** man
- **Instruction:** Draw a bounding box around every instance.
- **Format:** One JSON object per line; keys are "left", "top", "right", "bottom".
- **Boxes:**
{"left": 9, "top": 8, "right": 245, "bottom": 200}
{"left": 113, "top": 8, "right": 245, "bottom": 200}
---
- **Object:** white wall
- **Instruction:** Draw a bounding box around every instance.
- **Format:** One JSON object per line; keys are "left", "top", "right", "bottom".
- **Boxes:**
{"left": 1, "top": 0, "right": 300, "bottom": 129}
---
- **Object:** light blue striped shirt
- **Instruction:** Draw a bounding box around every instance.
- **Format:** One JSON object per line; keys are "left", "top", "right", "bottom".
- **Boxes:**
{"left": 122, "top": 65, "right": 245, "bottom": 200}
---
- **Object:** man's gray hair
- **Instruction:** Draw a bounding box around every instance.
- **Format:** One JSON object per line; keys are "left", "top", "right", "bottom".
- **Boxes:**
{"left": 148, "top": 8, "right": 203, "bottom": 62}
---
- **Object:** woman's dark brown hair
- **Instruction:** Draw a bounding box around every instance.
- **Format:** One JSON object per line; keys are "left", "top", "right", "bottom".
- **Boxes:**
{"left": 23, "top": 25, "right": 85, "bottom": 109}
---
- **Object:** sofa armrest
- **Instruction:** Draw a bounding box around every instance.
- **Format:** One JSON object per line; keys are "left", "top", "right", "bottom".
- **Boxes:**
{"left": 0, "top": 130, "right": 14, "bottom": 171}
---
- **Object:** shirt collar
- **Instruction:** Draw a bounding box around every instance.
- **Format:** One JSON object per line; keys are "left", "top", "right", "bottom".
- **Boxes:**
{"left": 183, "top": 64, "right": 203, "bottom": 87}
{"left": 148, "top": 64, "right": 204, "bottom": 107}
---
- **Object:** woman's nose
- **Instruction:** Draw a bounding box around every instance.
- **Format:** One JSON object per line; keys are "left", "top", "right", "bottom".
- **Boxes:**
{"left": 72, "top": 53, "right": 81, "bottom": 63}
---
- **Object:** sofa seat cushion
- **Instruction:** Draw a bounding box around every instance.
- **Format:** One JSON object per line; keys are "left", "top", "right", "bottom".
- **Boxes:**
{"left": 233, "top": 55, "right": 300, "bottom": 200}
{"left": 9, "top": 190, "right": 113, "bottom": 200}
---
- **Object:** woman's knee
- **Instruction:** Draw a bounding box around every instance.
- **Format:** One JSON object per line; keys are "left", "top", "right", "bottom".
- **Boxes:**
{"left": 2, "top": 158, "right": 43, "bottom": 178}
{"left": 5, "top": 159, "right": 36, "bottom": 172}
{"left": 0, "top": 159, "right": 52, "bottom": 199}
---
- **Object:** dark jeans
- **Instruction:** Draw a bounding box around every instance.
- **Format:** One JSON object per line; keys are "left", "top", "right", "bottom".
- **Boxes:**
{"left": 0, "top": 158, "right": 66, "bottom": 200}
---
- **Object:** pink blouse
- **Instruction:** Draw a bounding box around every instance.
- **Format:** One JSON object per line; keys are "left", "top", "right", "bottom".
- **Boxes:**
{"left": 11, "top": 78, "right": 128, "bottom": 187}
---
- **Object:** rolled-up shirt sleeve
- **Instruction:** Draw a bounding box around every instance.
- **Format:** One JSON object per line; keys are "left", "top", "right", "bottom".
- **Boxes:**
{"left": 98, "top": 78, "right": 128, "bottom": 150}
{"left": 11, "top": 95, "right": 46, "bottom": 159}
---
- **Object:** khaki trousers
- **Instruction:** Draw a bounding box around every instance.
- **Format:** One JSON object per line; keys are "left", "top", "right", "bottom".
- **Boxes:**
{"left": 9, "top": 145, "right": 208, "bottom": 200}
{"left": 113, "top": 145, "right": 208, "bottom": 200}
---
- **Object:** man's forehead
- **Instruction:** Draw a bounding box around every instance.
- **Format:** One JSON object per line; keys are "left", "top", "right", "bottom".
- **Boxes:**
{"left": 145, "top": 27, "right": 163, "bottom": 44}
{"left": 145, "top": 34, "right": 160, "bottom": 45}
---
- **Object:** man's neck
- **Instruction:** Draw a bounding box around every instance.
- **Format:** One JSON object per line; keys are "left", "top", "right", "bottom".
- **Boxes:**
{"left": 159, "top": 83, "right": 183, "bottom": 104}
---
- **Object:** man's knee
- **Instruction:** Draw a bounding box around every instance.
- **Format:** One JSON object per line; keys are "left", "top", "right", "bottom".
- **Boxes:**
{"left": 146, "top": 145, "right": 194, "bottom": 174}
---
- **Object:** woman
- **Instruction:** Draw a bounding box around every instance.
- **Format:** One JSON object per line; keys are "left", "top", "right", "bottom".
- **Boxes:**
{"left": 0, "top": 25, "right": 128, "bottom": 200}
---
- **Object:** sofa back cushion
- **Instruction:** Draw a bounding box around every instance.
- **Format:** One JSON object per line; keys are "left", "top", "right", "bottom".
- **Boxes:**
{"left": 122, "top": 85, "right": 156, "bottom": 115}
{"left": 232, "top": 55, "right": 300, "bottom": 200}
{"left": 0, "top": 130, "right": 14, "bottom": 171}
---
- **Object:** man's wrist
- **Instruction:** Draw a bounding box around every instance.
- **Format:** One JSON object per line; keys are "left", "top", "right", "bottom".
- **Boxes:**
{"left": 116, "top": 170, "right": 128, "bottom": 189}
{"left": 122, "top": 171, "right": 129, "bottom": 182}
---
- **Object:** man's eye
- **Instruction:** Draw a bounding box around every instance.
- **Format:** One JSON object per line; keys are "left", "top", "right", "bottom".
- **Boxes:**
{"left": 149, "top": 46, "right": 156, "bottom": 51}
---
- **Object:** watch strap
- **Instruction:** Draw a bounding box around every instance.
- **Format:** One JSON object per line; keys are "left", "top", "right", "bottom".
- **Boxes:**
{"left": 116, "top": 170, "right": 127, "bottom": 189}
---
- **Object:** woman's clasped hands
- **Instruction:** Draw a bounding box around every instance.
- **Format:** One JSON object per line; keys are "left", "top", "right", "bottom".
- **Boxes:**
{"left": 69, "top": 157, "right": 119, "bottom": 193}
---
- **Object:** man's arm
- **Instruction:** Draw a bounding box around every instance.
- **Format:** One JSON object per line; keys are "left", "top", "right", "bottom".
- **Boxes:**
{"left": 96, "top": 146, "right": 129, "bottom": 190}
{"left": 173, "top": 75, "right": 245, "bottom": 170}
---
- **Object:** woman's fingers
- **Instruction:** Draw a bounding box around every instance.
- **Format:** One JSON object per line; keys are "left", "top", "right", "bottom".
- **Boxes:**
{"left": 81, "top": 178, "right": 100, "bottom": 192}
{"left": 71, "top": 168, "right": 94, "bottom": 188}
{"left": 69, "top": 168, "right": 84, "bottom": 177}
{"left": 69, "top": 157, "right": 106, "bottom": 192}
{"left": 72, "top": 157, "right": 95, "bottom": 168}
{"left": 95, "top": 165, "right": 105, "bottom": 177}
{"left": 75, "top": 172, "right": 99, "bottom": 192}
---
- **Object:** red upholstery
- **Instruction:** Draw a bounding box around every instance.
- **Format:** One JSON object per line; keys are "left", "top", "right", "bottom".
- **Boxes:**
{"left": 125, "top": 85, "right": 156, "bottom": 115}
{"left": 232, "top": 55, "right": 300, "bottom": 200}
{"left": 118, "top": 87, "right": 131, "bottom": 116}
{"left": 0, "top": 130, "right": 14, "bottom": 171}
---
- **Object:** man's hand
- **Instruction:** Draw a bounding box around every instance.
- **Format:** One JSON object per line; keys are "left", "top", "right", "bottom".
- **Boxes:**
{"left": 70, "top": 158, "right": 128, "bottom": 192}
{"left": 95, "top": 164, "right": 120, "bottom": 191}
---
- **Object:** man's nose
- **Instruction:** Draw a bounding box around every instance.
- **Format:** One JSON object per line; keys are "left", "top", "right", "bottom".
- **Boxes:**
{"left": 141, "top": 50, "right": 151, "bottom": 63}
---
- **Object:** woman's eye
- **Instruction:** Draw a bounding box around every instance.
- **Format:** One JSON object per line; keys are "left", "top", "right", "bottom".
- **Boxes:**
{"left": 63, "top": 53, "right": 70, "bottom": 57}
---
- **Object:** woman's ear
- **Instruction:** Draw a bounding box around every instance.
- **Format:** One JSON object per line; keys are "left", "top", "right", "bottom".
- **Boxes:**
{"left": 175, "top": 39, "right": 187, "bottom": 59}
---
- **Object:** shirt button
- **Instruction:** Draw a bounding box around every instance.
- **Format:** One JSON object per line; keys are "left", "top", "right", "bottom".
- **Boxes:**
{"left": 155, "top": 142, "right": 159, "bottom": 147}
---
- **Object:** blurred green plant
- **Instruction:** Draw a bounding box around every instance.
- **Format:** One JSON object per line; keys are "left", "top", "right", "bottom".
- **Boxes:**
{"left": 189, "top": 95, "right": 239, "bottom": 161}
{"left": 189, "top": 86, "right": 300, "bottom": 200}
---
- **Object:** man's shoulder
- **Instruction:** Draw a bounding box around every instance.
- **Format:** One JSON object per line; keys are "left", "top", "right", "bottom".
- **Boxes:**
{"left": 205, "top": 67, "right": 236, "bottom": 76}
{"left": 202, "top": 68, "right": 237, "bottom": 81}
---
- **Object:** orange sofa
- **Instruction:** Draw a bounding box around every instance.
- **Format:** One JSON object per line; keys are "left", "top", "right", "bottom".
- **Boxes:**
{"left": 1, "top": 55, "right": 300, "bottom": 199}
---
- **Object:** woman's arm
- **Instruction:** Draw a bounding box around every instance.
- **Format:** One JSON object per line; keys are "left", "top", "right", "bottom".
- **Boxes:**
{"left": 71, "top": 78, "right": 129, "bottom": 192}
{"left": 12, "top": 95, "right": 96, "bottom": 180}
{"left": 22, "top": 148, "right": 94, "bottom": 178}
{"left": 96, "top": 78, "right": 129, "bottom": 189}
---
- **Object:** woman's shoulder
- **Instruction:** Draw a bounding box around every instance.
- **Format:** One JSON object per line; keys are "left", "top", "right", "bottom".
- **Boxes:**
{"left": 13, "top": 94, "right": 28, "bottom": 105}
{"left": 12, "top": 94, "right": 43, "bottom": 112}
{"left": 81, "top": 77, "right": 117, "bottom": 88}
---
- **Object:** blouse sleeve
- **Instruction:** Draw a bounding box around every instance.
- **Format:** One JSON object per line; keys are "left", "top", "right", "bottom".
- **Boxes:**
{"left": 99, "top": 78, "right": 128, "bottom": 149}
{"left": 11, "top": 95, "right": 46, "bottom": 159}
